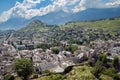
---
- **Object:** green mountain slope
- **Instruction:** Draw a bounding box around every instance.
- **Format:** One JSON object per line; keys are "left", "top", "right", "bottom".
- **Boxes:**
{"left": 19, "top": 20, "right": 55, "bottom": 32}
{"left": 61, "top": 18, "right": 120, "bottom": 30}
{"left": 19, "top": 17, "right": 120, "bottom": 32}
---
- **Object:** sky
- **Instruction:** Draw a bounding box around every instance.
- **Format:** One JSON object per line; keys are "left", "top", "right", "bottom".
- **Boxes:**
{"left": 0, "top": 0, "right": 120, "bottom": 23}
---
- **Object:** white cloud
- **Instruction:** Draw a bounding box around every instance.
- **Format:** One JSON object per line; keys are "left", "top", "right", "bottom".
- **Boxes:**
{"left": 0, "top": 0, "right": 44, "bottom": 22}
{"left": 106, "top": 0, "right": 120, "bottom": 7}
{"left": 25, "top": 4, "right": 55, "bottom": 19}
{"left": 72, "top": 0, "right": 108, "bottom": 12}
{"left": 72, "top": 0, "right": 86, "bottom": 13}
{"left": 0, "top": 9, "right": 13, "bottom": 23}
{"left": 0, "top": 0, "right": 120, "bottom": 23}
{"left": 0, "top": 0, "right": 80, "bottom": 22}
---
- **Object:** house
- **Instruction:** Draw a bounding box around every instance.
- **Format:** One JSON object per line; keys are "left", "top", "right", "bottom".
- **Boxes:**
{"left": 0, "top": 46, "right": 8, "bottom": 51}
{"left": 15, "top": 45, "right": 26, "bottom": 50}
{"left": 26, "top": 44, "right": 35, "bottom": 50}
{"left": 114, "top": 43, "right": 120, "bottom": 47}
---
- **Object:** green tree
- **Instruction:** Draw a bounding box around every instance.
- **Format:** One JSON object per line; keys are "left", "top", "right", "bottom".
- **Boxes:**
{"left": 98, "top": 53, "right": 107, "bottom": 64}
{"left": 3, "top": 74, "right": 15, "bottom": 80}
{"left": 36, "top": 43, "right": 51, "bottom": 49}
{"left": 92, "top": 60, "right": 104, "bottom": 78}
{"left": 14, "top": 58, "right": 34, "bottom": 80}
{"left": 52, "top": 48, "right": 60, "bottom": 54}
{"left": 65, "top": 45, "right": 78, "bottom": 53}
{"left": 112, "top": 56, "right": 119, "bottom": 69}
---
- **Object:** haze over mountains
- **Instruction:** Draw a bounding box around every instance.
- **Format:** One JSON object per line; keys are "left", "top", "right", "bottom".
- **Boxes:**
{"left": 0, "top": 8, "right": 120, "bottom": 30}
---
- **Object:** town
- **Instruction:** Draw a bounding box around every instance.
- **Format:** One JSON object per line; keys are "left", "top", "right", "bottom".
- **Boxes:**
{"left": 0, "top": 19, "right": 120, "bottom": 80}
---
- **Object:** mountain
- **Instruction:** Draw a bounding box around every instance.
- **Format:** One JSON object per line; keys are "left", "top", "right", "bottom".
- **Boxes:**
{"left": 19, "top": 19, "right": 57, "bottom": 32}
{"left": 35, "top": 8, "right": 120, "bottom": 24}
{"left": 32, "top": 10, "right": 72, "bottom": 25}
{"left": 19, "top": 17, "right": 120, "bottom": 33}
{"left": 0, "top": 8, "right": 120, "bottom": 30}
{"left": 0, "top": 30, "right": 15, "bottom": 34}
{"left": 64, "top": 17, "right": 120, "bottom": 31}
{"left": 69, "top": 8, "right": 120, "bottom": 21}
{"left": 0, "top": 18, "right": 30, "bottom": 30}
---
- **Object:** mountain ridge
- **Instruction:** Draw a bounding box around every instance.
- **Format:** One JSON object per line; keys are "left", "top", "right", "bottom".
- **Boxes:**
{"left": 18, "top": 17, "right": 120, "bottom": 33}
{"left": 0, "top": 7, "right": 120, "bottom": 30}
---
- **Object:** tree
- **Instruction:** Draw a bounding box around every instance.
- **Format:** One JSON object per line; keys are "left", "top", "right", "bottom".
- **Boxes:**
{"left": 112, "top": 56, "right": 119, "bottom": 69}
{"left": 36, "top": 43, "right": 51, "bottom": 49}
{"left": 14, "top": 58, "right": 34, "bottom": 80}
{"left": 98, "top": 53, "right": 107, "bottom": 64}
{"left": 3, "top": 74, "right": 15, "bottom": 80}
{"left": 92, "top": 60, "right": 104, "bottom": 78}
{"left": 65, "top": 45, "right": 78, "bottom": 53}
{"left": 52, "top": 48, "right": 60, "bottom": 54}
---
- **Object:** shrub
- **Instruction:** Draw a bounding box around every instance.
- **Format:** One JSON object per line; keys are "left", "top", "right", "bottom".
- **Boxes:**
{"left": 14, "top": 58, "right": 34, "bottom": 80}
{"left": 36, "top": 43, "right": 51, "bottom": 49}
{"left": 52, "top": 48, "right": 60, "bottom": 54}
{"left": 102, "top": 68, "right": 120, "bottom": 80}
{"left": 112, "top": 56, "right": 119, "bottom": 69}
{"left": 91, "top": 60, "right": 104, "bottom": 78}
{"left": 3, "top": 74, "right": 15, "bottom": 80}
{"left": 43, "top": 70, "right": 51, "bottom": 74}
{"left": 65, "top": 45, "right": 78, "bottom": 53}
{"left": 102, "top": 68, "right": 116, "bottom": 76}
{"left": 98, "top": 53, "right": 107, "bottom": 64}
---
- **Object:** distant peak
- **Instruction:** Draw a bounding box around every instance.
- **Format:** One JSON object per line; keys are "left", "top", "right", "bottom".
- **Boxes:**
{"left": 30, "top": 19, "right": 44, "bottom": 24}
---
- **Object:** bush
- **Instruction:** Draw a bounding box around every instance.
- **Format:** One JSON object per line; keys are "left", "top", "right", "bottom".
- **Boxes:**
{"left": 36, "top": 43, "right": 51, "bottom": 49}
{"left": 102, "top": 68, "right": 116, "bottom": 76}
{"left": 52, "top": 48, "right": 60, "bottom": 54}
{"left": 102, "top": 68, "right": 120, "bottom": 80}
{"left": 43, "top": 70, "right": 51, "bottom": 74}
{"left": 98, "top": 53, "right": 107, "bottom": 64}
{"left": 65, "top": 45, "right": 78, "bottom": 53}
{"left": 91, "top": 60, "right": 104, "bottom": 78}
{"left": 112, "top": 56, "right": 119, "bottom": 69}
{"left": 3, "top": 74, "right": 15, "bottom": 80}
{"left": 14, "top": 58, "right": 34, "bottom": 80}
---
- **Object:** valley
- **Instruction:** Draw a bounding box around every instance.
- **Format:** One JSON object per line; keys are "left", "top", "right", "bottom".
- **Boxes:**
{"left": 0, "top": 18, "right": 120, "bottom": 80}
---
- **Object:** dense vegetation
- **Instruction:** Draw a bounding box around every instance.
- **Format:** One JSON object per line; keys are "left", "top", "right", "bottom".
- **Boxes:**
{"left": 14, "top": 58, "right": 34, "bottom": 80}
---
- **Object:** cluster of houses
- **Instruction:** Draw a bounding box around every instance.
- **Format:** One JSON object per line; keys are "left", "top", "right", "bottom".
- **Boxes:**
{"left": 0, "top": 38, "right": 120, "bottom": 79}
{"left": 0, "top": 27, "right": 120, "bottom": 79}
{"left": 0, "top": 40, "right": 94, "bottom": 79}
{"left": 7, "top": 37, "right": 35, "bottom": 50}
{"left": 0, "top": 42, "right": 16, "bottom": 79}
{"left": 29, "top": 28, "right": 120, "bottom": 47}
